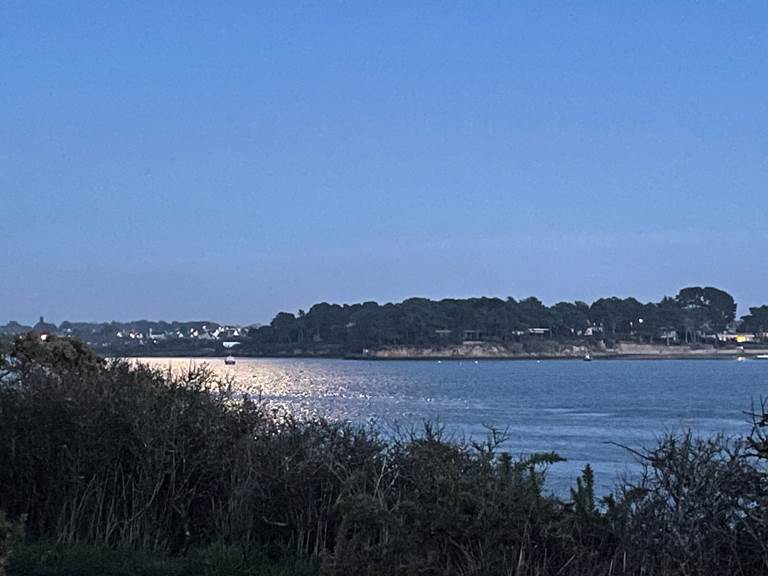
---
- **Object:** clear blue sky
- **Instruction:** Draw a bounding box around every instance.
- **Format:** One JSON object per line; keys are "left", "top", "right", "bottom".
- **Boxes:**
{"left": 2, "top": 2, "right": 767, "bottom": 325}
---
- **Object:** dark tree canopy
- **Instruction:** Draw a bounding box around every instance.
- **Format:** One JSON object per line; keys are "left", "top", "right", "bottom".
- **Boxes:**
{"left": 741, "top": 306, "right": 768, "bottom": 334}
{"left": 675, "top": 286, "right": 737, "bottom": 332}
{"left": 241, "top": 286, "right": 756, "bottom": 353}
{"left": 4, "top": 286, "right": 761, "bottom": 357}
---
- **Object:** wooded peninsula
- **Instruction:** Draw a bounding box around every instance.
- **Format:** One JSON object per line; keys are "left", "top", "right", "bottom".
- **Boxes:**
{"left": 3, "top": 286, "right": 767, "bottom": 359}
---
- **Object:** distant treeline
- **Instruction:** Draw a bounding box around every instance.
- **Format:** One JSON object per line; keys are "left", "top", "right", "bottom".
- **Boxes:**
{"left": 1, "top": 335, "right": 767, "bottom": 575}
{"left": 247, "top": 286, "right": 768, "bottom": 352}
{"left": 3, "top": 286, "right": 768, "bottom": 356}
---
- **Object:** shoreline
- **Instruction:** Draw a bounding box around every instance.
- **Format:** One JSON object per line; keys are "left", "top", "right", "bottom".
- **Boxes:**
{"left": 120, "top": 349, "right": 768, "bottom": 362}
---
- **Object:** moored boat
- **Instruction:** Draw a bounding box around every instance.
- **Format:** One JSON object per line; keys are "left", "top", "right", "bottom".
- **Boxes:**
{"left": 225, "top": 355, "right": 236, "bottom": 365}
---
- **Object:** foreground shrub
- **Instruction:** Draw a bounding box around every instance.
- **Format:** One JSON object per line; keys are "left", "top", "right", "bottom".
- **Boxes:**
{"left": 0, "top": 512, "right": 24, "bottom": 576}
{"left": 606, "top": 433, "right": 768, "bottom": 575}
{"left": 7, "top": 543, "right": 195, "bottom": 576}
{"left": 7, "top": 543, "right": 316, "bottom": 576}
{"left": 1, "top": 335, "right": 767, "bottom": 575}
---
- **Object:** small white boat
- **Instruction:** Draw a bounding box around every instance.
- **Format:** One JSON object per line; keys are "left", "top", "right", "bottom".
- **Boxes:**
{"left": 583, "top": 353, "right": 592, "bottom": 362}
{"left": 224, "top": 355, "right": 236, "bottom": 365}
{"left": 756, "top": 354, "right": 768, "bottom": 360}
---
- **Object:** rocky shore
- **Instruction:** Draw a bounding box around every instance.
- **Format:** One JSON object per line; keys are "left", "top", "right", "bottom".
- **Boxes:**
{"left": 355, "top": 342, "right": 768, "bottom": 360}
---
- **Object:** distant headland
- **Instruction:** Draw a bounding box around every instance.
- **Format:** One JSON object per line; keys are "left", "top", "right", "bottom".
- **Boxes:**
{"left": 3, "top": 286, "right": 768, "bottom": 359}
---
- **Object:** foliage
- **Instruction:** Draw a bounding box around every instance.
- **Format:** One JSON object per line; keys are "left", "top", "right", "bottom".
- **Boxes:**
{"left": 4, "top": 286, "right": 764, "bottom": 357}
{"left": 741, "top": 305, "right": 768, "bottom": 335}
{"left": 0, "top": 512, "right": 24, "bottom": 576}
{"left": 675, "top": 287, "right": 737, "bottom": 332}
{"left": 1, "top": 337, "right": 767, "bottom": 575}
{"left": 7, "top": 543, "right": 315, "bottom": 576}
{"left": 608, "top": 432, "right": 768, "bottom": 575}
{"left": 244, "top": 286, "right": 753, "bottom": 353}
{"left": 748, "top": 397, "right": 768, "bottom": 459}
{"left": 7, "top": 544, "right": 195, "bottom": 576}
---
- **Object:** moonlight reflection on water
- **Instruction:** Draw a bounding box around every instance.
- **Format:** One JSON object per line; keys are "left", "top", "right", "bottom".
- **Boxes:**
{"left": 136, "top": 357, "right": 767, "bottom": 493}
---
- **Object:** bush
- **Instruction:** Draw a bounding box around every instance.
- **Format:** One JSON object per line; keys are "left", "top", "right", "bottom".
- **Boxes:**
{"left": 607, "top": 433, "right": 768, "bottom": 575}
{"left": 6, "top": 543, "right": 316, "bottom": 576}
{"left": 0, "top": 512, "right": 24, "bottom": 576}
{"left": 7, "top": 543, "right": 194, "bottom": 576}
{"left": 1, "top": 335, "right": 767, "bottom": 575}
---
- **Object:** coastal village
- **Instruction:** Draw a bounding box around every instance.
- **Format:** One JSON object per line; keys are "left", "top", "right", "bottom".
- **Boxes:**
{"left": 0, "top": 318, "right": 251, "bottom": 353}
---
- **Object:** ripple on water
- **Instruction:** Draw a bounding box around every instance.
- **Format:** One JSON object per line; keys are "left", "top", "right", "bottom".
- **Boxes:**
{"left": 134, "top": 357, "right": 768, "bottom": 493}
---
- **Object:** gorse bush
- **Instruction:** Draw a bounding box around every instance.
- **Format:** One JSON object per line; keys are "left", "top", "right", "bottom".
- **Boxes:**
{"left": 1, "top": 334, "right": 767, "bottom": 575}
{"left": 7, "top": 543, "right": 316, "bottom": 576}
{"left": 0, "top": 512, "right": 24, "bottom": 576}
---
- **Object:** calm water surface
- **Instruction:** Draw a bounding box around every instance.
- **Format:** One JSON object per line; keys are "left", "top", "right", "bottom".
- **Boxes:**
{"left": 137, "top": 357, "right": 768, "bottom": 493}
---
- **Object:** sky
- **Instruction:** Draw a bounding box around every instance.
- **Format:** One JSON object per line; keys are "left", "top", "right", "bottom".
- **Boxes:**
{"left": 1, "top": 2, "right": 767, "bottom": 325}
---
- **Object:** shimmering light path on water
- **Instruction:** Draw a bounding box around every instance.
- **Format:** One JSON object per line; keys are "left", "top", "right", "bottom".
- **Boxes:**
{"left": 137, "top": 357, "right": 767, "bottom": 493}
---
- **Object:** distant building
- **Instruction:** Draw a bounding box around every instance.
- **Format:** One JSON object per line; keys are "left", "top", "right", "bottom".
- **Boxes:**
{"left": 717, "top": 333, "right": 756, "bottom": 344}
{"left": 213, "top": 326, "right": 242, "bottom": 339}
{"left": 658, "top": 329, "right": 678, "bottom": 343}
{"left": 527, "top": 328, "right": 550, "bottom": 336}
{"left": 435, "top": 329, "right": 452, "bottom": 337}
{"left": 462, "top": 329, "right": 482, "bottom": 342}
{"left": 584, "top": 326, "right": 603, "bottom": 337}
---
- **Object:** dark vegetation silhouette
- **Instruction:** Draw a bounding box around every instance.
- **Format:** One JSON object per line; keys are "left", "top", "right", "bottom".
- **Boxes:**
{"left": 247, "top": 286, "right": 746, "bottom": 354}
{"left": 5, "top": 286, "right": 766, "bottom": 358}
{"left": 1, "top": 334, "right": 767, "bottom": 575}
